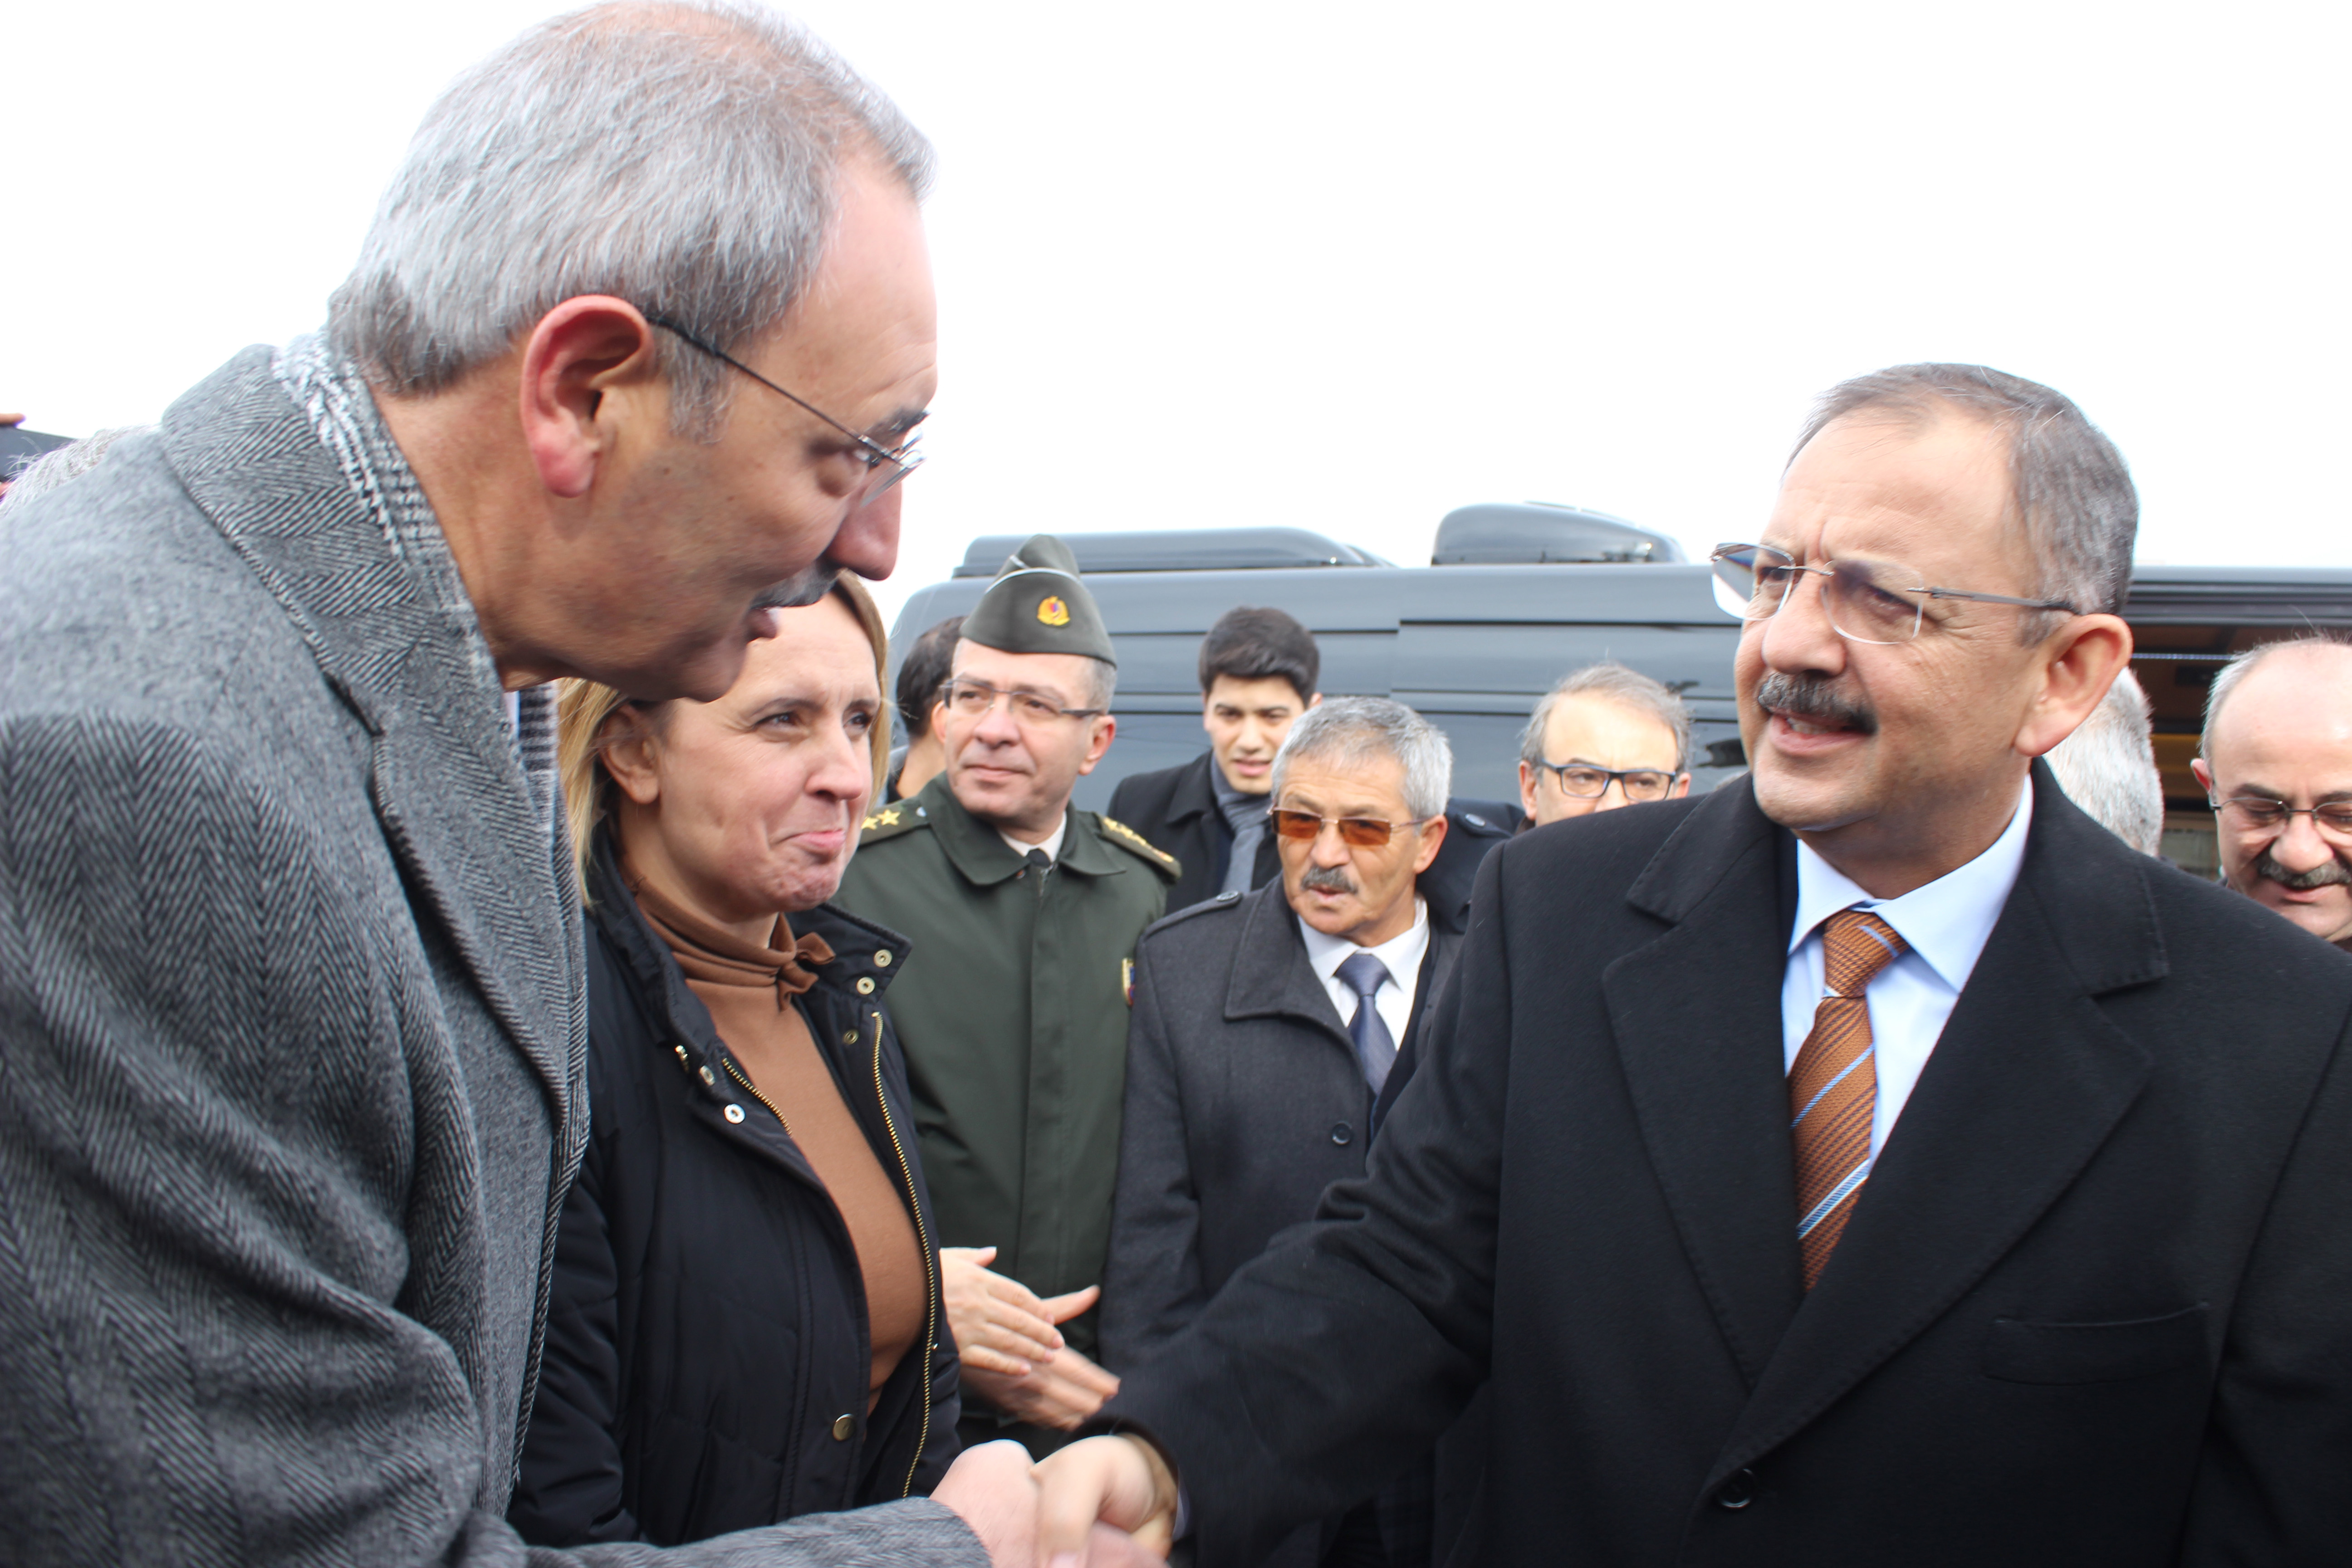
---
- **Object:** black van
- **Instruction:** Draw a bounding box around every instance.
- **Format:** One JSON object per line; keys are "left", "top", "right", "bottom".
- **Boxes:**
{"left": 887, "top": 505, "right": 2352, "bottom": 875}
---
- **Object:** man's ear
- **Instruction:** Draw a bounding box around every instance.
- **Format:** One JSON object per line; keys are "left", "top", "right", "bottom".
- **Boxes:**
{"left": 2190, "top": 756, "right": 2215, "bottom": 795}
{"left": 1076, "top": 714, "right": 1119, "bottom": 776}
{"left": 1411, "top": 811, "right": 1448, "bottom": 875}
{"left": 1518, "top": 760, "right": 1541, "bottom": 820}
{"left": 1308, "top": 692, "right": 1323, "bottom": 709}
{"left": 2017, "top": 612, "right": 2133, "bottom": 759}
{"left": 1670, "top": 773, "right": 1693, "bottom": 799}
{"left": 519, "top": 297, "right": 666, "bottom": 500}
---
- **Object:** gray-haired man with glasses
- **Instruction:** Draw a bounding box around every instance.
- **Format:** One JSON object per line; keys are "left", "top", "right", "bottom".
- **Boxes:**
{"left": 1029, "top": 364, "right": 2352, "bottom": 1567}
{"left": 2192, "top": 635, "right": 2352, "bottom": 951}
{"left": 1516, "top": 660, "right": 1693, "bottom": 827}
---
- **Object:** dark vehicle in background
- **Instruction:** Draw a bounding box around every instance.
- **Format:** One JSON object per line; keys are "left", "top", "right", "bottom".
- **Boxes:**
{"left": 888, "top": 503, "right": 2352, "bottom": 875}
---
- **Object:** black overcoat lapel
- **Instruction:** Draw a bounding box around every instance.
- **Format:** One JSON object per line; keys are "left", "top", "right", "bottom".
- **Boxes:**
{"left": 1708, "top": 770, "right": 2165, "bottom": 1484}
{"left": 1601, "top": 782, "right": 1808, "bottom": 1385}
{"left": 161, "top": 350, "right": 577, "bottom": 1117}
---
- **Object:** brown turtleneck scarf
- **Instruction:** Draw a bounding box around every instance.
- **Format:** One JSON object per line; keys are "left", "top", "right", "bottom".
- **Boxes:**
{"left": 626, "top": 859, "right": 925, "bottom": 1411}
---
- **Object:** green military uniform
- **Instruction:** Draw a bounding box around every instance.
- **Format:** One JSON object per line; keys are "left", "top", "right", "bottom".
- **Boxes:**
{"left": 830, "top": 534, "right": 1179, "bottom": 1412}
{"left": 834, "top": 773, "right": 1175, "bottom": 1357}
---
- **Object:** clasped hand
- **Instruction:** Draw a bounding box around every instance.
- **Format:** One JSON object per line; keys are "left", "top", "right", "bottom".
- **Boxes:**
{"left": 941, "top": 1245, "right": 1120, "bottom": 1430}
{"left": 931, "top": 1434, "right": 1179, "bottom": 1568}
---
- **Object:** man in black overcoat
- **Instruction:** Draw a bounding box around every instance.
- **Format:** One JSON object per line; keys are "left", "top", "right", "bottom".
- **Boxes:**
{"left": 1030, "top": 364, "right": 2352, "bottom": 1566}
{"left": 1103, "top": 697, "right": 1470, "bottom": 1567}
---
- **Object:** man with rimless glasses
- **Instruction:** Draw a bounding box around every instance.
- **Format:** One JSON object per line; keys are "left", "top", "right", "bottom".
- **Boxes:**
{"left": 1032, "top": 364, "right": 2352, "bottom": 1567}
{"left": 2192, "top": 635, "right": 2352, "bottom": 950}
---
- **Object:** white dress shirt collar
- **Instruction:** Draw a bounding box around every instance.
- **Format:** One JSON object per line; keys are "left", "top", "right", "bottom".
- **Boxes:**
{"left": 1299, "top": 896, "right": 1431, "bottom": 1048}
{"left": 998, "top": 808, "right": 1070, "bottom": 864}
{"left": 1789, "top": 773, "right": 2035, "bottom": 994}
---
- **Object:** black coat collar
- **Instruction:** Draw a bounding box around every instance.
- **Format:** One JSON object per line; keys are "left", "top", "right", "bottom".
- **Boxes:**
{"left": 1604, "top": 760, "right": 2166, "bottom": 1481}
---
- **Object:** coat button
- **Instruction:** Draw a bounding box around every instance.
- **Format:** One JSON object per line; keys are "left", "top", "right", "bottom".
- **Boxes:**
{"left": 723, "top": 1104, "right": 745, "bottom": 1124}
{"left": 1715, "top": 1469, "right": 1757, "bottom": 1509}
{"left": 856, "top": 976, "right": 876, "bottom": 995}
{"left": 1329, "top": 1122, "right": 1353, "bottom": 1146}
{"left": 698, "top": 1066, "right": 716, "bottom": 1086}
{"left": 830, "top": 1413, "right": 856, "bottom": 1441}
{"left": 874, "top": 950, "right": 892, "bottom": 967}
{"left": 843, "top": 1029, "right": 859, "bottom": 1045}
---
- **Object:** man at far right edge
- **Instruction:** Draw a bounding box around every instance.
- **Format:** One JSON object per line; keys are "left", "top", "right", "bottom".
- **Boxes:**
{"left": 1037, "top": 363, "right": 2352, "bottom": 1567}
{"left": 2192, "top": 635, "right": 2352, "bottom": 952}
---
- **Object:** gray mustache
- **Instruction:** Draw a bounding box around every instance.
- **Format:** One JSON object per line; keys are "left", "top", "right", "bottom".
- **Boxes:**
{"left": 752, "top": 565, "right": 840, "bottom": 613}
{"left": 1300, "top": 864, "right": 1358, "bottom": 896}
{"left": 2253, "top": 846, "right": 2352, "bottom": 891}
{"left": 1754, "top": 671, "right": 1878, "bottom": 735}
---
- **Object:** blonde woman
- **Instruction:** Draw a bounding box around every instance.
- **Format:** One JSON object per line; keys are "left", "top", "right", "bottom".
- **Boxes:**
{"left": 513, "top": 578, "right": 1075, "bottom": 1547}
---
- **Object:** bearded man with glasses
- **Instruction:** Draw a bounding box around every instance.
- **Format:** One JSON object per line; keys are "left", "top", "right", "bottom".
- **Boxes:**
{"left": 1031, "top": 365, "right": 2352, "bottom": 1568}
{"left": 2191, "top": 635, "right": 2352, "bottom": 951}
{"left": 835, "top": 534, "right": 1179, "bottom": 1467}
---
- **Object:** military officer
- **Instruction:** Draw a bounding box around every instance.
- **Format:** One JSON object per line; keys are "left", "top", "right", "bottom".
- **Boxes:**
{"left": 834, "top": 534, "right": 1178, "bottom": 1460}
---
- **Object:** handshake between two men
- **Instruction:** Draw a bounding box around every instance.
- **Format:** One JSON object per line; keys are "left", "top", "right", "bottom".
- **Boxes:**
{"left": 932, "top": 1436, "right": 1176, "bottom": 1568}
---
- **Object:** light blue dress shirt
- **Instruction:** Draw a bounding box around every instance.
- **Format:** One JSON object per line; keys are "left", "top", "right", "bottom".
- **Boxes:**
{"left": 1781, "top": 775, "right": 2035, "bottom": 1156}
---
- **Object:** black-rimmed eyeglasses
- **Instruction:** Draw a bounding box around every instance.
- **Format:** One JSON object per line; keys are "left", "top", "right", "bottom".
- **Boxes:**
{"left": 643, "top": 314, "right": 924, "bottom": 506}
{"left": 1534, "top": 761, "right": 1680, "bottom": 802}
{"left": 1711, "top": 542, "right": 2074, "bottom": 645}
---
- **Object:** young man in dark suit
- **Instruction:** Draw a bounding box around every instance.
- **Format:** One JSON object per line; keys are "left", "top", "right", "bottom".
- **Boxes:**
{"left": 1104, "top": 697, "right": 1466, "bottom": 1568}
{"left": 1035, "top": 364, "right": 2352, "bottom": 1566}
{"left": 1109, "top": 605, "right": 1324, "bottom": 911}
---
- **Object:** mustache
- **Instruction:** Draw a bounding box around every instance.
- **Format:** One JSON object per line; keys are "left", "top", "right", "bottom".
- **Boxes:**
{"left": 751, "top": 564, "right": 840, "bottom": 614}
{"left": 2253, "top": 845, "right": 2352, "bottom": 891}
{"left": 1300, "top": 863, "right": 1358, "bottom": 896}
{"left": 1754, "top": 671, "right": 1878, "bottom": 735}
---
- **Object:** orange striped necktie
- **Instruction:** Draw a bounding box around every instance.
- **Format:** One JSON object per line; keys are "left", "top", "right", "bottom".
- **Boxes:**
{"left": 1790, "top": 908, "right": 1909, "bottom": 1289}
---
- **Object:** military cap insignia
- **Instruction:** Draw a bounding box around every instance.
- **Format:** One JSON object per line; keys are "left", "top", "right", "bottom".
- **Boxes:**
{"left": 1036, "top": 595, "right": 1072, "bottom": 627}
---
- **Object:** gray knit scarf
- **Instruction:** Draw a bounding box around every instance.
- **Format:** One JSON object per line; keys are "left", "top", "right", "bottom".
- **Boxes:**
{"left": 271, "top": 333, "right": 558, "bottom": 833}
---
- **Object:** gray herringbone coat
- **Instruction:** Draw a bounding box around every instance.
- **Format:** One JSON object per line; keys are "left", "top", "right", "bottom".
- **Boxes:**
{"left": 0, "top": 349, "right": 981, "bottom": 1567}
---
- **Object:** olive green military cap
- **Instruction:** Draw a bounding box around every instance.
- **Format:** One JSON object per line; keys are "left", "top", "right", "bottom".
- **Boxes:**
{"left": 960, "top": 534, "right": 1117, "bottom": 666}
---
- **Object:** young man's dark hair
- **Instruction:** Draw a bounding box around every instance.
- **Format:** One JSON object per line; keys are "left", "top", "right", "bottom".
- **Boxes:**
{"left": 1198, "top": 605, "right": 1318, "bottom": 705}
{"left": 895, "top": 614, "right": 965, "bottom": 742}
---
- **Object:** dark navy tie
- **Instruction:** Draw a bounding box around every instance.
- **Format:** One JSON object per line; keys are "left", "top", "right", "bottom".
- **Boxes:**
{"left": 1335, "top": 951, "right": 1396, "bottom": 1095}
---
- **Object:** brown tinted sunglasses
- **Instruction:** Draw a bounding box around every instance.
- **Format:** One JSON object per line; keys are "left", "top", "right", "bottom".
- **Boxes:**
{"left": 1268, "top": 808, "right": 1433, "bottom": 848}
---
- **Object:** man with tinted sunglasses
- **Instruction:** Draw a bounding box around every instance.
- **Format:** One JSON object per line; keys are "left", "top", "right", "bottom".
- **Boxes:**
{"left": 1103, "top": 697, "right": 1470, "bottom": 1568}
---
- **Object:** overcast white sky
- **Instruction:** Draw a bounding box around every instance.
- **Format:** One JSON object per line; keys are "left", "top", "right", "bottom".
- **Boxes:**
{"left": 10, "top": 1, "right": 2347, "bottom": 630}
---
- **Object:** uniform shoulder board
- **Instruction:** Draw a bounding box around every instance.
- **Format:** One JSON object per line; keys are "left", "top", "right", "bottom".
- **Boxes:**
{"left": 858, "top": 801, "right": 933, "bottom": 845}
{"left": 1093, "top": 814, "right": 1182, "bottom": 882}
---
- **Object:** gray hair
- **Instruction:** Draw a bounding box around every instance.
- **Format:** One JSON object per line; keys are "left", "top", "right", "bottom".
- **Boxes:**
{"left": 2201, "top": 634, "right": 2352, "bottom": 760}
{"left": 1272, "top": 696, "right": 1453, "bottom": 821}
{"left": 328, "top": 0, "right": 934, "bottom": 440}
{"left": 1519, "top": 660, "right": 1692, "bottom": 773}
{"left": 2046, "top": 668, "right": 2163, "bottom": 855}
{"left": 1794, "top": 364, "right": 2137, "bottom": 638}
{"left": 0, "top": 426, "right": 151, "bottom": 517}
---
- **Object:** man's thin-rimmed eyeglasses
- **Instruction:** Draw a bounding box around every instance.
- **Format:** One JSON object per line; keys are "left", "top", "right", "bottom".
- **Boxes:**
{"left": 643, "top": 314, "right": 924, "bottom": 505}
{"left": 1711, "top": 542, "right": 2074, "bottom": 645}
